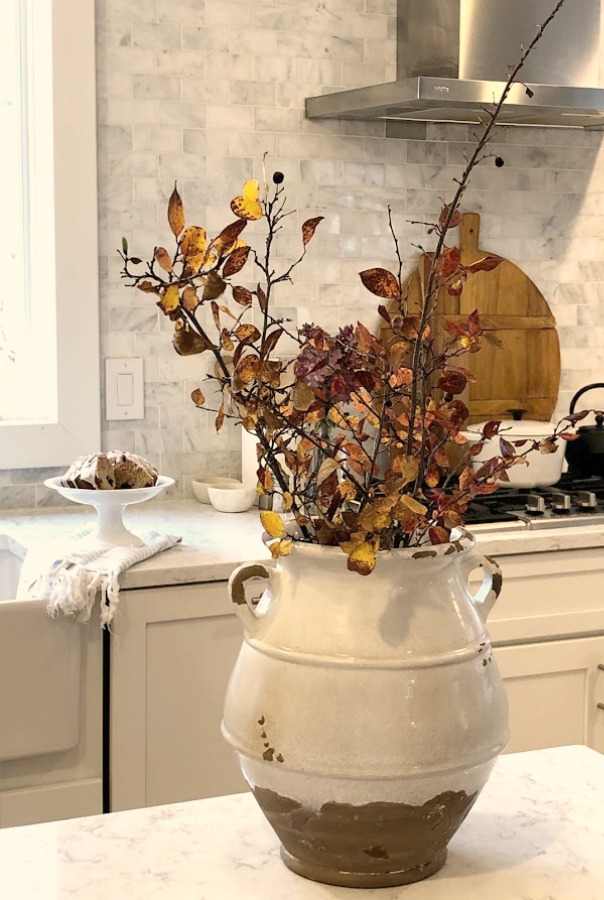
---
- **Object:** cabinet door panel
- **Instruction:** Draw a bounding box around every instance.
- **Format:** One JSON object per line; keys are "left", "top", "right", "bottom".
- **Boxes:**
{"left": 145, "top": 614, "right": 246, "bottom": 806}
{"left": 495, "top": 636, "right": 604, "bottom": 754}
{"left": 111, "top": 582, "right": 248, "bottom": 813}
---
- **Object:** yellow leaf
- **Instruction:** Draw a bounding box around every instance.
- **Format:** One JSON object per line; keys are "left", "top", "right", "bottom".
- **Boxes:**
{"left": 269, "top": 537, "right": 293, "bottom": 559}
{"left": 168, "top": 184, "right": 185, "bottom": 237}
{"left": 158, "top": 284, "right": 180, "bottom": 314}
{"left": 180, "top": 226, "right": 207, "bottom": 273}
{"left": 260, "top": 510, "right": 286, "bottom": 538}
{"left": 155, "top": 247, "right": 173, "bottom": 273}
{"left": 398, "top": 494, "right": 428, "bottom": 516}
{"left": 346, "top": 540, "right": 378, "bottom": 576}
{"left": 282, "top": 492, "right": 293, "bottom": 511}
{"left": 231, "top": 179, "right": 263, "bottom": 221}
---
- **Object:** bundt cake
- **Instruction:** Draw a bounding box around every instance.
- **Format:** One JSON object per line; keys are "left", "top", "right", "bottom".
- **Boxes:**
{"left": 61, "top": 451, "right": 158, "bottom": 490}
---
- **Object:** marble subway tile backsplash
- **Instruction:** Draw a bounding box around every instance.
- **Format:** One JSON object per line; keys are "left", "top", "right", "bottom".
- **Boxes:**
{"left": 3, "top": 0, "right": 604, "bottom": 506}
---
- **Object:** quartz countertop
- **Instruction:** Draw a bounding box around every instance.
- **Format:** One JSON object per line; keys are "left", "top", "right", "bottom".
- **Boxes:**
{"left": 0, "top": 745, "right": 602, "bottom": 899}
{"left": 1, "top": 500, "right": 604, "bottom": 589}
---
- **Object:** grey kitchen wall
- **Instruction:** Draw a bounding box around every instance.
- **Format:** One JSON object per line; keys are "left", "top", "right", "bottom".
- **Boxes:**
{"left": 3, "top": 0, "right": 604, "bottom": 507}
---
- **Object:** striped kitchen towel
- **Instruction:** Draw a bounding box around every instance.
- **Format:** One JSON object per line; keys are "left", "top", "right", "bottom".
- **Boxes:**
{"left": 17, "top": 529, "right": 181, "bottom": 627}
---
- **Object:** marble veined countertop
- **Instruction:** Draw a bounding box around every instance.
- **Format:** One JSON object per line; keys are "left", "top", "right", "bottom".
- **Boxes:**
{"left": 0, "top": 745, "right": 602, "bottom": 899}
{"left": 1, "top": 499, "right": 604, "bottom": 589}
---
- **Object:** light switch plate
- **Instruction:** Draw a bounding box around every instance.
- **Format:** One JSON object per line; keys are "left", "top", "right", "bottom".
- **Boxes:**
{"left": 105, "top": 358, "right": 144, "bottom": 421}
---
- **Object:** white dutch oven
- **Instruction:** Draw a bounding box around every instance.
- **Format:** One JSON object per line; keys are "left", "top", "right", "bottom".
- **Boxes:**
{"left": 463, "top": 418, "right": 565, "bottom": 488}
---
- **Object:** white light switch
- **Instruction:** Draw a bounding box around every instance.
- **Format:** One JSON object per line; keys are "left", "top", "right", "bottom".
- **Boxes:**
{"left": 106, "top": 358, "right": 144, "bottom": 420}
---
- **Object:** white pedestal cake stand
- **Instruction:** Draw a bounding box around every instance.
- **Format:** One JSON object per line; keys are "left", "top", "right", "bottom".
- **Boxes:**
{"left": 44, "top": 476, "right": 174, "bottom": 549}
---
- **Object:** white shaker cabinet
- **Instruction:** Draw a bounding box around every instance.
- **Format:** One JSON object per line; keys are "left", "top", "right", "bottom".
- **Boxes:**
{"left": 111, "top": 544, "right": 604, "bottom": 812}
{"left": 496, "top": 636, "right": 604, "bottom": 754}
{"left": 110, "top": 582, "right": 247, "bottom": 813}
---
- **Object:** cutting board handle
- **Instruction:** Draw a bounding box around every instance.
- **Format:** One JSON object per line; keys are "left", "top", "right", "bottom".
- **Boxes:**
{"left": 460, "top": 213, "right": 480, "bottom": 255}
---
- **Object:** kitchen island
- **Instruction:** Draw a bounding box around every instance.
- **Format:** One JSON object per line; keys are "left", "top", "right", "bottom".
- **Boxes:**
{"left": 0, "top": 745, "right": 602, "bottom": 899}
{"left": 1, "top": 502, "right": 604, "bottom": 827}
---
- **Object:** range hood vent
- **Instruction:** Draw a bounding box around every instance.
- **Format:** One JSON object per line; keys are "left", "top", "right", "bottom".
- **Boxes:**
{"left": 306, "top": 0, "right": 604, "bottom": 129}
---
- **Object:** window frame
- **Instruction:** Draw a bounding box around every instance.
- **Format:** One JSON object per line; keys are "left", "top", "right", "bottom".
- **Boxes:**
{"left": 0, "top": 0, "right": 100, "bottom": 470}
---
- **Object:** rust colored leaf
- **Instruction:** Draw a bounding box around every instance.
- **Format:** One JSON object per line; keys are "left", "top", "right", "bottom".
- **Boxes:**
{"left": 359, "top": 268, "right": 400, "bottom": 299}
{"left": 221, "top": 328, "right": 234, "bottom": 352}
{"left": 137, "top": 280, "right": 159, "bottom": 294}
{"left": 235, "top": 354, "right": 260, "bottom": 384}
{"left": 182, "top": 286, "right": 199, "bottom": 312}
{"left": 558, "top": 431, "right": 580, "bottom": 441}
{"left": 157, "top": 284, "right": 180, "bottom": 315}
{"left": 302, "top": 216, "right": 324, "bottom": 246}
{"left": 212, "top": 220, "right": 248, "bottom": 257}
{"left": 260, "top": 510, "right": 287, "bottom": 538}
{"left": 155, "top": 247, "right": 173, "bottom": 273}
{"left": 202, "top": 270, "right": 227, "bottom": 302}
{"left": 388, "top": 367, "right": 414, "bottom": 389}
{"left": 377, "top": 304, "right": 391, "bottom": 324}
{"left": 168, "top": 184, "right": 185, "bottom": 237}
{"left": 465, "top": 254, "right": 502, "bottom": 274}
{"left": 257, "top": 284, "right": 267, "bottom": 314}
{"left": 180, "top": 226, "right": 208, "bottom": 273}
{"left": 438, "top": 204, "right": 461, "bottom": 229}
{"left": 232, "top": 285, "right": 253, "bottom": 307}
{"left": 173, "top": 323, "right": 212, "bottom": 356}
{"left": 481, "top": 420, "right": 501, "bottom": 440}
{"left": 424, "top": 465, "right": 440, "bottom": 488}
{"left": 262, "top": 327, "right": 284, "bottom": 359}
{"left": 230, "top": 179, "right": 263, "bottom": 221}
{"left": 437, "top": 370, "right": 467, "bottom": 395}
{"left": 215, "top": 399, "right": 225, "bottom": 433}
{"left": 439, "top": 246, "right": 461, "bottom": 279}
{"left": 235, "top": 323, "right": 261, "bottom": 344}
{"left": 191, "top": 388, "right": 205, "bottom": 407}
{"left": 211, "top": 300, "right": 221, "bottom": 331}
{"left": 429, "top": 525, "right": 450, "bottom": 545}
{"left": 223, "top": 245, "right": 251, "bottom": 278}
{"left": 447, "top": 279, "right": 464, "bottom": 297}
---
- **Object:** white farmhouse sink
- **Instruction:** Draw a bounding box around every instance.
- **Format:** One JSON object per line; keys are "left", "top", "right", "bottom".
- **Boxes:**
{"left": 0, "top": 537, "right": 81, "bottom": 761}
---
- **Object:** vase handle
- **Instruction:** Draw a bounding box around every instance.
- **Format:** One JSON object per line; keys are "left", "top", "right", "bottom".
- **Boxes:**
{"left": 464, "top": 554, "right": 503, "bottom": 623}
{"left": 228, "top": 562, "right": 276, "bottom": 636}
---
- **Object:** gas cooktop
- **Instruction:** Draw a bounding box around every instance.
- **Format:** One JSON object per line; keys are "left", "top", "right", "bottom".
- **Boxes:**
{"left": 465, "top": 475, "right": 604, "bottom": 533}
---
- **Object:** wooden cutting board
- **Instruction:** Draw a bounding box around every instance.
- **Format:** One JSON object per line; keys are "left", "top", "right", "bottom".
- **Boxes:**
{"left": 384, "top": 213, "right": 561, "bottom": 424}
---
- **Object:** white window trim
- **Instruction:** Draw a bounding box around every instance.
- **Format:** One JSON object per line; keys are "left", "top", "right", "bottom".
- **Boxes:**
{"left": 0, "top": 0, "right": 100, "bottom": 470}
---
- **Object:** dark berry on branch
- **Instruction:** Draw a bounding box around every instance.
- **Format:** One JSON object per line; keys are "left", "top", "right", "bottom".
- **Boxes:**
{"left": 495, "top": 157, "right": 505, "bottom": 167}
{"left": 273, "top": 171, "right": 285, "bottom": 184}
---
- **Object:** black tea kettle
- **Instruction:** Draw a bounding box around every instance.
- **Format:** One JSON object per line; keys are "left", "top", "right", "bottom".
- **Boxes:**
{"left": 565, "top": 382, "right": 604, "bottom": 478}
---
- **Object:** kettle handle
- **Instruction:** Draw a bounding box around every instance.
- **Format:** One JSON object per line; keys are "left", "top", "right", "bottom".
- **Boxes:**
{"left": 569, "top": 382, "right": 604, "bottom": 414}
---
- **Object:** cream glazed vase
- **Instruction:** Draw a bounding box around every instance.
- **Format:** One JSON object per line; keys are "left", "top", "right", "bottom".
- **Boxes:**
{"left": 222, "top": 529, "right": 509, "bottom": 889}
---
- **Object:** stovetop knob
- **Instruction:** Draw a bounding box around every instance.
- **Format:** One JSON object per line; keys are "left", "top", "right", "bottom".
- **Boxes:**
{"left": 551, "top": 492, "right": 571, "bottom": 513}
{"left": 575, "top": 490, "right": 597, "bottom": 510}
{"left": 525, "top": 494, "right": 546, "bottom": 515}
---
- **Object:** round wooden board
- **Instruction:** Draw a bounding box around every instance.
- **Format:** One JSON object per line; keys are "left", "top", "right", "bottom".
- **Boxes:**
{"left": 383, "top": 213, "right": 561, "bottom": 425}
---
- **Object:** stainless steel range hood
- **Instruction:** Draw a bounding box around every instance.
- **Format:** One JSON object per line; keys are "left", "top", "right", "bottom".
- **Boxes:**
{"left": 306, "top": 0, "right": 604, "bottom": 128}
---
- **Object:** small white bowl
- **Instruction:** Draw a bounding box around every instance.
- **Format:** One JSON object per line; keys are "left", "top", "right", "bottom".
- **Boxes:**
{"left": 207, "top": 482, "right": 257, "bottom": 513}
{"left": 192, "top": 476, "right": 239, "bottom": 504}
